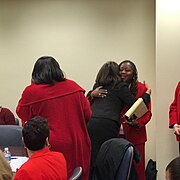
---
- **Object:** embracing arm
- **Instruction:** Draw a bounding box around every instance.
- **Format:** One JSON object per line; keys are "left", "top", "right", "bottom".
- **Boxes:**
{"left": 120, "top": 82, "right": 151, "bottom": 108}
{"left": 87, "top": 84, "right": 108, "bottom": 104}
{"left": 133, "top": 82, "right": 152, "bottom": 127}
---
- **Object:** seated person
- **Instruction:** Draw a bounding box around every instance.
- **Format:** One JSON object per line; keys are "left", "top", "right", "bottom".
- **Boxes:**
{"left": 166, "top": 156, "right": 180, "bottom": 180}
{"left": 0, "top": 150, "right": 13, "bottom": 180}
{"left": 14, "top": 116, "right": 67, "bottom": 180}
{"left": 0, "top": 106, "right": 16, "bottom": 125}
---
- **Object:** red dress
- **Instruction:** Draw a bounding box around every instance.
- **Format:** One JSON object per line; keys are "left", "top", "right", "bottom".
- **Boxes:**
{"left": 16, "top": 79, "right": 92, "bottom": 180}
{"left": 120, "top": 82, "right": 152, "bottom": 180}
{"left": 14, "top": 148, "right": 67, "bottom": 180}
{"left": 169, "top": 82, "right": 180, "bottom": 142}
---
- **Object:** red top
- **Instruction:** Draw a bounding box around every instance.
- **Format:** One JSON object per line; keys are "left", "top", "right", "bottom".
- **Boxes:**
{"left": 0, "top": 107, "right": 16, "bottom": 125}
{"left": 16, "top": 79, "right": 92, "bottom": 180}
{"left": 169, "top": 82, "right": 180, "bottom": 141}
{"left": 120, "top": 82, "right": 152, "bottom": 144}
{"left": 14, "top": 148, "right": 67, "bottom": 180}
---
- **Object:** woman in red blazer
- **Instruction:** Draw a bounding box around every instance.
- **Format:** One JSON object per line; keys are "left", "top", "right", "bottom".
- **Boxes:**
{"left": 118, "top": 83, "right": 151, "bottom": 179}
{"left": 169, "top": 82, "right": 180, "bottom": 153}
{"left": 118, "top": 60, "right": 152, "bottom": 180}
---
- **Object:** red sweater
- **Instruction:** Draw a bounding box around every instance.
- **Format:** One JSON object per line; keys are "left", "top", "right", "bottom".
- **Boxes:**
{"left": 120, "top": 82, "right": 152, "bottom": 145}
{"left": 14, "top": 148, "right": 67, "bottom": 180}
{"left": 169, "top": 82, "right": 180, "bottom": 141}
{"left": 16, "top": 79, "right": 92, "bottom": 180}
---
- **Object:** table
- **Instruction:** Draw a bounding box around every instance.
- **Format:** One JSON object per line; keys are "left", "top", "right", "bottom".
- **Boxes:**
{"left": 10, "top": 156, "right": 28, "bottom": 172}
{"left": 0, "top": 146, "right": 27, "bottom": 156}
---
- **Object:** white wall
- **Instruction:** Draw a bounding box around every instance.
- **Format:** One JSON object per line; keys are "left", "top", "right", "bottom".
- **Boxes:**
{"left": 0, "top": 0, "right": 156, "bottom": 177}
{"left": 156, "top": 0, "right": 180, "bottom": 179}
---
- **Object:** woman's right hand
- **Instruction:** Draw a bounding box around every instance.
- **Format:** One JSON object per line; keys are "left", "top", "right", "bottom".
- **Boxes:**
{"left": 91, "top": 86, "right": 108, "bottom": 98}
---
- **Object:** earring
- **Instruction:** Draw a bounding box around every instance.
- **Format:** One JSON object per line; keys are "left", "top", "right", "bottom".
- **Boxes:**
{"left": 47, "top": 144, "right": 51, "bottom": 148}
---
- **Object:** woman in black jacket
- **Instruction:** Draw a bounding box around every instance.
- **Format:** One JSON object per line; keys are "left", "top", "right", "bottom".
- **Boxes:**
{"left": 87, "top": 61, "right": 151, "bottom": 179}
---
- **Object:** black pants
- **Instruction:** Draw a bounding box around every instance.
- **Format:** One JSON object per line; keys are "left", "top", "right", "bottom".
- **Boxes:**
{"left": 179, "top": 142, "right": 180, "bottom": 155}
{"left": 87, "top": 117, "right": 120, "bottom": 180}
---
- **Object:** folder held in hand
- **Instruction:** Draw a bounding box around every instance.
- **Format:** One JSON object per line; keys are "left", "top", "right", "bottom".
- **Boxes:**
{"left": 124, "top": 98, "right": 148, "bottom": 122}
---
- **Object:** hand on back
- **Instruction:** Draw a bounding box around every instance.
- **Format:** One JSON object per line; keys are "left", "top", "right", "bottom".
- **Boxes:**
{"left": 91, "top": 86, "right": 108, "bottom": 98}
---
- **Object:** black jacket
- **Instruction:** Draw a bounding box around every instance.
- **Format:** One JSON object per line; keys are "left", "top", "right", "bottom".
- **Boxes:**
{"left": 91, "top": 138, "right": 140, "bottom": 180}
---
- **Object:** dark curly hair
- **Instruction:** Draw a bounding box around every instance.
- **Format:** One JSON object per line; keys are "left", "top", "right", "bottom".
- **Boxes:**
{"left": 22, "top": 116, "right": 49, "bottom": 151}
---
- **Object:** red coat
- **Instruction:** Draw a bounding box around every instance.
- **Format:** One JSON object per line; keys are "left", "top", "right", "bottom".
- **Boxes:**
{"left": 120, "top": 82, "right": 152, "bottom": 145}
{"left": 16, "top": 79, "right": 92, "bottom": 180}
{"left": 169, "top": 82, "right": 180, "bottom": 142}
{"left": 14, "top": 148, "right": 67, "bottom": 180}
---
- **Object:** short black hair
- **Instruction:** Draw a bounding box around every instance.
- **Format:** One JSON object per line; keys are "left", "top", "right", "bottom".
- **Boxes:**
{"left": 22, "top": 116, "right": 49, "bottom": 151}
{"left": 32, "top": 56, "right": 65, "bottom": 85}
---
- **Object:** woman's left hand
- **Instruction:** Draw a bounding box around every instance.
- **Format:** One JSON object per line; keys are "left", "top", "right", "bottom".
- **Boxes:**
{"left": 126, "top": 120, "right": 139, "bottom": 128}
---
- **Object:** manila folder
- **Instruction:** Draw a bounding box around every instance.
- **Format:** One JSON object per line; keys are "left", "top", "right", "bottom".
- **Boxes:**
{"left": 125, "top": 98, "right": 148, "bottom": 121}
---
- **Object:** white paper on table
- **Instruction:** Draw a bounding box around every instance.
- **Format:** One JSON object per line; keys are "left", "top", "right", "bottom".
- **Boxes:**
{"left": 10, "top": 156, "right": 28, "bottom": 172}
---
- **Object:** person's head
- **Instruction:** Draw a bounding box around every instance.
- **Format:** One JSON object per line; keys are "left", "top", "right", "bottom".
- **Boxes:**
{"left": 32, "top": 56, "right": 65, "bottom": 85}
{"left": 0, "top": 150, "right": 13, "bottom": 180}
{"left": 119, "top": 60, "right": 138, "bottom": 95}
{"left": 166, "top": 156, "right": 180, "bottom": 180}
{"left": 22, "top": 116, "right": 50, "bottom": 151}
{"left": 95, "top": 61, "right": 120, "bottom": 88}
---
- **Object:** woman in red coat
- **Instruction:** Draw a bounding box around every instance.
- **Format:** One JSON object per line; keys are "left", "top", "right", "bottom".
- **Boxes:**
{"left": 16, "top": 56, "right": 92, "bottom": 180}
{"left": 169, "top": 82, "right": 180, "bottom": 153}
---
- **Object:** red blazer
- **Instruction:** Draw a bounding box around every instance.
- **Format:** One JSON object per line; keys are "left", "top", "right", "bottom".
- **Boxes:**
{"left": 16, "top": 79, "right": 92, "bottom": 180}
{"left": 14, "top": 148, "right": 67, "bottom": 180}
{"left": 120, "top": 82, "right": 152, "bottom": 145}
{"left": 169, "top": 82, "right": 180, "bottom": 142}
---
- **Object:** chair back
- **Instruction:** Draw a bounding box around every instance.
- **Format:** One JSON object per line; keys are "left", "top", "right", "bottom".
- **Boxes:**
{"left": 115, "top": 146, "right": 134, "bottom": 180}
{"left": 69, "top": 166, "right": 82, "bottom": 180}
{"left": 92, "top": 138, "right": 135, "bottom": 180}
{"left": 0, "top": 125, "right": 26, "bottom": 156}
{"left": 0, "top": 125, "right": 23, "bottom": 146}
